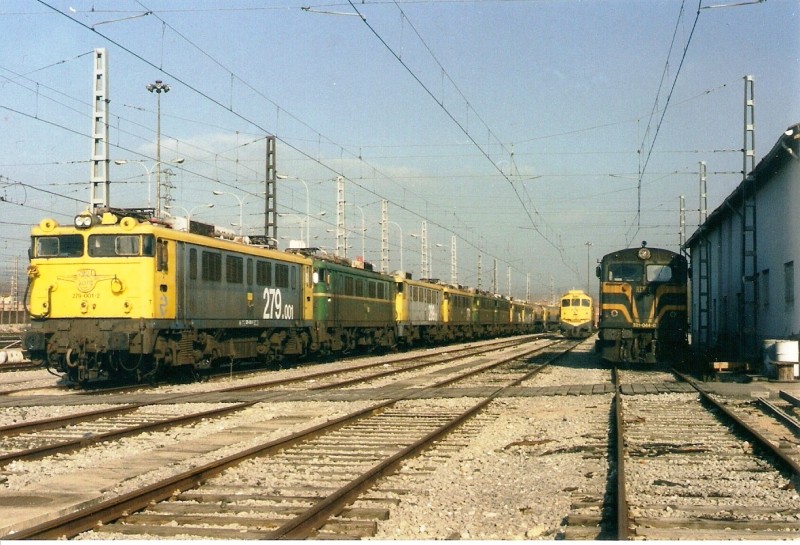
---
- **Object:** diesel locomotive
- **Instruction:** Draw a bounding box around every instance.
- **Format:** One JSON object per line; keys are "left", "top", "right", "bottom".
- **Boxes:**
{"left": 595, "top": 243, "right": 688, "bottom": 364}
{"left": 559, "top": 289, "right": 594, "bottom": 339}
{"left": 23, "top": 209, "right": 549, "bottom": 385}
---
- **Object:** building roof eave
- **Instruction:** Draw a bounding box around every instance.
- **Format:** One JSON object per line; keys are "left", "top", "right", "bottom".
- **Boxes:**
{"left": 684, "top": 123, "right": 800, "bottom": 251}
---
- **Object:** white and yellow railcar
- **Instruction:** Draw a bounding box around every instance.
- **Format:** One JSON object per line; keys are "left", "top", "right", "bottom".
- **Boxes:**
{"left": 559, "top": 289, "right": 595, "bottom": 338}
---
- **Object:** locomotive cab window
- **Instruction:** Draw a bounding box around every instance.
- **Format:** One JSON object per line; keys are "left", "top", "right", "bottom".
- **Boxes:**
{"left": 608, "top": 264, "right": 642, "bottom": 282}
{"left": 562, "top": 299, "right": 571, "bottom": 307}
{"left": 646, "top": 265, "right": 672, "bottom": 283}
{"left": 35, "top": 235, "right": 84, "bottom": 258}
{"left": 88, "top": 234, "right": 155, "bottom": 257}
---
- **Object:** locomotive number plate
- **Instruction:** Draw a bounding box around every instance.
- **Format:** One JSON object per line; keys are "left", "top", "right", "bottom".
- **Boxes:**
{"left": 632, "top": 322, "right": 656, "bottom": 328}
{"left": 263, "top": 288, "right": 295, "bottom": 320}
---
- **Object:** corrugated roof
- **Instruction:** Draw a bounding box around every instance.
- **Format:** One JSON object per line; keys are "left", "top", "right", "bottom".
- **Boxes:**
{"left": 684, "top": 123, "right": 800, "bottom": 249}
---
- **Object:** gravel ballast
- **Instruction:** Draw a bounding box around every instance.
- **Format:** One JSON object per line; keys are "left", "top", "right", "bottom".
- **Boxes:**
{"left": 371, "top": 395, "right": 612, "bottom": 540}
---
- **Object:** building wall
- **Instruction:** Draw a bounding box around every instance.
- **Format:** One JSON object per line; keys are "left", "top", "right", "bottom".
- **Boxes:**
{"left": 693, "top": 205, "right": 743, "bottom": 357}
{"left": 688, "top": 125, "right": 800, "bottom": 360}
{"left": 757, "top": 159, "right": 800, "bottom": 338}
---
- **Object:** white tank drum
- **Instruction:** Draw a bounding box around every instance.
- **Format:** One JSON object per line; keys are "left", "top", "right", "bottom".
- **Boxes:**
{"left": 763, "top": 339, "right": 799, "bottom": 380}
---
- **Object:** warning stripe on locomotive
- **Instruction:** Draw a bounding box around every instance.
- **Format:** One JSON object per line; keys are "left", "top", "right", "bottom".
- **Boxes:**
{"left": 601, "top": 284, "right": 686, "bottom": 325}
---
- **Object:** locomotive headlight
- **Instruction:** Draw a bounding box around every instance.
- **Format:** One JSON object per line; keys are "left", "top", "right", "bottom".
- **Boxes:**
{"left": 638, "top": 248, "right": 651, "bottom": 260}
{"left": 74, "top": 214, "right": 94, "bottom": 229}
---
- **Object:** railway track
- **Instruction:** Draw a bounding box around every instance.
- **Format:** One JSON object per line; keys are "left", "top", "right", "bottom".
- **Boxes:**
{"left": 0, "top": 334, "right": 544, "bottom": 398}
{"left": 0, "top": 337, "right": 558, "bottom": 469}
{"left": 0, "top": 402, "right": 253, "bottom": 466}
{"left": 4, "top": 338, "right": 799, "bottom": 539}
{"left": 612, "top": 369, "right": 800, "bottom": 540}
{"left": 4, "top": 336, "right": 563, "bottom": 539}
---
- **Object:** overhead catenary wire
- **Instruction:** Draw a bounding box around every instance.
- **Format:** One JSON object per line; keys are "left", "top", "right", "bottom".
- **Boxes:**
{"left": 27, "top": 0, "right": 553, "bottom": 291}
{"left": 346, "top": 0, "right": 580, "bottom": 280}
{"left": 627, "top": 0, "right": 702, "bottom": 245}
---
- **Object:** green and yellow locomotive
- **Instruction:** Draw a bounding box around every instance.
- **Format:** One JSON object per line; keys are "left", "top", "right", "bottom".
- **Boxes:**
{"left": 595, "top": 243, "right": 688, "bottom": 364}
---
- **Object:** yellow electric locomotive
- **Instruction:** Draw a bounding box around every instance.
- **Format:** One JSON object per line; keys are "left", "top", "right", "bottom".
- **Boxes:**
{"left": 559, "top": 289, "right": 594, "bottom": 338}
{"left": 24, "top": 210, "right": 313, "bottom": 384}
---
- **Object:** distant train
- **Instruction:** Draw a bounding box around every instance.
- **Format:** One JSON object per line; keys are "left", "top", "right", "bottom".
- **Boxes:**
{"left": 559, "top": 289, "right": 594, "bottom": 338}
{"left": 23, "top": 209, "right": 555, "bottom": 386}
{"left": 595, "top": 243, "right": 688, "bottom": 364}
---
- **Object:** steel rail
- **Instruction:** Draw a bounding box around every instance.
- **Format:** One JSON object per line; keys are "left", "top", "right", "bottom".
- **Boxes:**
{"left": 8, "top": 337, "right": 570, "bottom": 540}
{"left": 0, "top": 402, "right": 255, "bottom": 467}
{"left": 0, "top": 404, "right": 142, "bottom": 437}
{"left": 306, "top": 338, "right": 549, "bottom": 390}
{"left": 780, "top": 390, "right": 800, "bottom": 407}
{"left": 223, "top": 335, "right": 539, "bottom": 393}
{"left": 757, "top": 397, "right": 800, "bottom": 435}
{"left": 266, "top": 341, "right": 575, "bottom": 539}
{"left": 0, "top": 362, "right": 40, "bottom": 373}
{"left": 673, "top": 370, "right": 800, "bottom": 476}
{"left": 1, "top": 339, "right": 547, "bottom": 469}
{"left": 425, "top": 339, "right": 573, "bottom": 389}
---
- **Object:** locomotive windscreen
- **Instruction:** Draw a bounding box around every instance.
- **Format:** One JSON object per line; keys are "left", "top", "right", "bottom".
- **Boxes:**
{"left": 607, "top": 263, "right": 642, "bottom": 282}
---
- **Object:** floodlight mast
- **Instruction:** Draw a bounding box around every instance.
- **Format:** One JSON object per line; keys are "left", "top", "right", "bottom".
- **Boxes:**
{"left": 146, "top": 79, "right": 170, "bottom": 218}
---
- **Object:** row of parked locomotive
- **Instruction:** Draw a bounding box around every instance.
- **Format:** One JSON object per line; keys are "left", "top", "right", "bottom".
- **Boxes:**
{"left": 23, "top": 209, "right": 558, "bottom": 386}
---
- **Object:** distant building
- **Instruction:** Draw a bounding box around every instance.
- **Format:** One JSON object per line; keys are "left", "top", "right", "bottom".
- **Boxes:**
{"left": 685, "top": 123, "right": 800, "bottom": 361}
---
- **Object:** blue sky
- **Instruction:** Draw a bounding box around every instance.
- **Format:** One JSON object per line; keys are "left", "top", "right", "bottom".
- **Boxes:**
{"left": 1, "top": 0, "right": 798, "bottom": 301}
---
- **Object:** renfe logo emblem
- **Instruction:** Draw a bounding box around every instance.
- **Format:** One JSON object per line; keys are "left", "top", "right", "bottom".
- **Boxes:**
{"left": 59, "top": 269, "right": 115, "bottom": 293}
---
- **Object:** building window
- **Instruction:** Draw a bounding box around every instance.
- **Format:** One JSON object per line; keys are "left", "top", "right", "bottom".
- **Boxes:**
{"left": 761, "top": 269, "right": 769, "bottom": 308}
{"left": 785, "top": 261, "right": 795, "bottom": 306}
